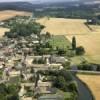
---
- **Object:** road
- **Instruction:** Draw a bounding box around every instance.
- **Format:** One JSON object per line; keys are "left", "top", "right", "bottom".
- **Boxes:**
{"left": 69, "top": 70, "right": 100, "bottom": 74}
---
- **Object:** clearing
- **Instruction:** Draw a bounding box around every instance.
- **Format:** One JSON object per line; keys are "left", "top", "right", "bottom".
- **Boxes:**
{"left": 77, "top": 74, "right": 100, "bottom": 100}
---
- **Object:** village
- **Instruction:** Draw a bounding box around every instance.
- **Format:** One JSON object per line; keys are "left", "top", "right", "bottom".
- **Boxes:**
{"left": 0, "top": 35, "right": 69, "bottom": 100}
{"left": 0, "top": 12, "right": 100, "bottom": 100}
{"left": 0, "top": 0, "right": 100, "bottom": 99}
{"left": 0, "top": 15, "right": 75, "bottom": 100}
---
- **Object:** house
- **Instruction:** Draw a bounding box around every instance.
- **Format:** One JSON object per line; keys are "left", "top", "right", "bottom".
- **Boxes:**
{"left": 21, "top": 97, "right": 33, "bottom": 100}
{"left": 31, "top": 34, "right": 38, "bottom": 39}
{"left": 19, "top": 85, "right": 26, "bottom": 97}
{"left": 31, "top": 64, "right": 49, "bottom": 72}
{"left": 15, "top": 63, "right": 23, "bottom": 70}
{"left": 0, "top": 43, "right": 3, "bottom": 48}
{"left": 50, "top": 56, "right": 68, "bottom": 64}
{"left": 0, "top": 22, "right": 4, "bottom": 26}
{"left": 20, "top": 38, "right": 28, "bottom": 44}
{"left": 0, "top": 55, "right": 6, "bottom": 62}
{"left": 3, "top": 47, "right": 14, "bottom": 56}
{"left": 9, "top": 70, "right": 20, "bottom": 77}
{"left": 34, "top": 81, "right": 55, "bottom": 95}
{"left": 38, "top": 81, "right": 52, "bottom": 87}
{"left": 32, "top": 40, "right": 39, "bottom": 44}
{"left": 0, "top": 61, "right": 5, "bottom": 69}
{"left": 87, "top": 18, "right": 97, "bottom": 25}
{"left": 26, "top": 56, "right": 34, "bottom": 65}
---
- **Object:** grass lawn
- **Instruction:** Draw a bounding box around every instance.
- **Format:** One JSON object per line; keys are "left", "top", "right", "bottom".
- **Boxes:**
{"left": 56, "top": 89, "right": 76, "bottom": 99}
{"left": 0, "top": 70, "right": 3, "bottom": 78}
{"left": 48, "top": 35, "right": 71, "bottom": 50}
{"left": 70, "top": 56, "right": 86, "bottom": 65}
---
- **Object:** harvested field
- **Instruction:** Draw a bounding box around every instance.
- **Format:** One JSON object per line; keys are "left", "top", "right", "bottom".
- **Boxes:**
{"left": 37, "top": 17, "right": 100, "bottom": 64}
{"left": 66, "top": 24, "right": 100, "bottom": 64}
{"left": 37, "top": 17, "right": 91, "bottom": 35}
{"left": 0, "top": 10, "right": 32, "bottom": 21}
{"left": 77, "top": 74, "right": 100, "bottom": 100}
{"left": 0, "top": 27, "right": 10, "bottom": 37}
{"left": 67, "top": 33, "right": 100, "bottom": 64}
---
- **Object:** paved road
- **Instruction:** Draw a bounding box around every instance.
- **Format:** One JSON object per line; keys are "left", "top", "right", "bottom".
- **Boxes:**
{"left": 69, "top": 70, "right": 100, "bottom": 74}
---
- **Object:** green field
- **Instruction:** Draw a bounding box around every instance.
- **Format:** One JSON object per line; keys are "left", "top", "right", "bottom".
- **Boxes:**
{"left": 56, "top": 89, "right": 77, "bottom": 99}
{"left": 71, "top": 56, "right": 86, "bottom": 65}
{"left": 48, "top": 35, "right": 71, "bottom": 50}
{"left": 48, "top": 35, "right": 74, "bottom": 56}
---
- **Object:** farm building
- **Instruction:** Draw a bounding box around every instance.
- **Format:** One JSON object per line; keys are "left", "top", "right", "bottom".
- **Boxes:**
{"left": 50, "top": 56, "right": 68, "bottom": 64}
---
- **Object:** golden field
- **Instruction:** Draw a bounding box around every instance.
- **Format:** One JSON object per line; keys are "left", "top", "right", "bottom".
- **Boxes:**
{"left": 0, "top": 27, "right": 10, "bottom": 37}
{"left": 0, "top": 10, "right": 32, "bottom": 21}
{"left": 77, "top": 74, "right": 100, "bottom": 100}
{"left": 67, "top": 24, "right": 100, "bottom": 64}
{"left": 37, "top": 17, "right": 91, "bottom": 35}
{"left": 37, "top": 17, "right": 100, "bottom": 63}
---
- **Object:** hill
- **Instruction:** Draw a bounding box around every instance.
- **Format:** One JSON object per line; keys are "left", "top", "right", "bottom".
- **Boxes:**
{"left": 0, "top": 2, "right": 34, "bottom": 12}
{"left": 0, "top": 2, "right": 99, "bottom": 19}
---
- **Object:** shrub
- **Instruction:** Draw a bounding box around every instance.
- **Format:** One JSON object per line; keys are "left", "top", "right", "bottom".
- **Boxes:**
{"left": 76, "top": 46, "right": 85, "bottom": 55}
{"left": 62, "top": 61, "right": 71, "bottom": 69}
{"left": 68, "top": 81, "right": 78, "bottom": 92}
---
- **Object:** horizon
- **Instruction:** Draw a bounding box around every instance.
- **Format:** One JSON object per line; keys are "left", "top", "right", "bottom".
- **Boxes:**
{"left": 0, "top": 0, "right": 99, "bottom": 3}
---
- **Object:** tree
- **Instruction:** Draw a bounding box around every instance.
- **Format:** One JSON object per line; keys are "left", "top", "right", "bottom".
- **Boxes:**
{"left": 62, "top": 61, "right": 71, "bottom": 69}
{"left": 0, "top": 84, "right": 19, "bottom": 100}
{"left": 72, "top": 36, "right": 76, "bottom": 50}
{"left": 57, "top": 48, "right": 66, "bottom": 56}
{"left": 53, "top": 76, "right": 67, "bottom": 91}
{"left": 45, "top": 32, "right": 51, "bottom": 39}
{"left": 68, "top": 81, "right": 78, "bottom": 92}
{"left": 76, "top": 46, "right": 85, "bottom": 55}
{"left": 5, "top": 22, "right": 44, "bottom": 38}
